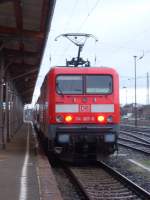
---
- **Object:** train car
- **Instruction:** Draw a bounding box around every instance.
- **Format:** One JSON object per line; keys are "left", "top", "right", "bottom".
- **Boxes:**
{"left": 34, "top": 66, "right": 120, "bottom": 161}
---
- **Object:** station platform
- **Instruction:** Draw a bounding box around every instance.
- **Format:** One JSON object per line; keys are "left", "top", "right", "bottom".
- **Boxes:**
{"left": 0, "top": 122, "right": 63, "bottom": 200}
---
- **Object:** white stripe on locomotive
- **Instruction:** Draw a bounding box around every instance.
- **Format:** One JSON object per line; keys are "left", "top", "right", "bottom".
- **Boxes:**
{"left": 55, "top": 104, "right": 114, "bottom": 113}
{"left": 91, "top": 104, "right": 114, "bottom": 112}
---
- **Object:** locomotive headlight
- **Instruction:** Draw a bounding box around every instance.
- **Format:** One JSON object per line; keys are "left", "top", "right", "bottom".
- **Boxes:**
{"left": 107, "top": 115, "right": 113, "bottom": 123}
{"left": 97, "top": 115, "right": 105, "bottom": 122}
{"left": 65, "top": 115, "right": 73, "bottom": 122}
{"left": 56, "top": 115, "right": 63, "bottom": 123}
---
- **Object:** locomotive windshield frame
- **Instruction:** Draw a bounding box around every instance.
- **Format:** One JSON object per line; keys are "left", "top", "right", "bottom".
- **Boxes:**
{"left": 56, "top": 74, "right": 113, "bottom": 95}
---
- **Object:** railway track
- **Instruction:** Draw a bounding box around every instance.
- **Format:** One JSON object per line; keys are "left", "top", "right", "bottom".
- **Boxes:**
{"left": 120, "top": 130, "right": 150, "bottom": 144}
{"left": 62, "top": 161, "right": 150, "bottom": 200}
{"left": 118, "top": 140, "right": 150, "bottom": 155}
{"left": 121, "top": 124, "right": 150, "bottom": 133}
{"left": 119, "top": 126, "right": 150, "bottom": 155}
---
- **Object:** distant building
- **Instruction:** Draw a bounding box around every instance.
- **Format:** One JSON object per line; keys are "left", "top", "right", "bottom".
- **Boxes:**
{"left": 121, "top": 104, "right": 134, "bottom": 117}
{"left": 141, "top": 105, "right": 150, "bottom": 119}
{"left": 121, "top": 103, "right": 147, "bottom": 119}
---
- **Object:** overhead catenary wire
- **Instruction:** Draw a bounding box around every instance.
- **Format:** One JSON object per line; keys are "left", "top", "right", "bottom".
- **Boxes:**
{"left": 47, "top": 0, "right": 150, "bottom": 63}
{"left": 50, "top": 0, "right": 80, "bottom": 62}
{"left": 51, "top": 0, "right": 101, "bottom": 66}
{"left": 77, "top": 0, "right": 101, "bottom": 32}
{"left": 50, "top": 0, "right": 150, "bottom": 66}
{"left": 63, "top": 0, "right": 79, "bottom": 32}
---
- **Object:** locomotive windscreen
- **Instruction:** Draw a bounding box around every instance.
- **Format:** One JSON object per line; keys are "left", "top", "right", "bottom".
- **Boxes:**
{"left": 56, "top": 75, "right": 83, "bottom": 94}
{"left": 56, "top": 75, "right": 112, "bottom": 95}
{"left": 86, "top": 75, "right": 112, "bottom": 94}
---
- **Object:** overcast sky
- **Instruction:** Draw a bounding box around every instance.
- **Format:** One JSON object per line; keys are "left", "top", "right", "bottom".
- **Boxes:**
{"left": 32, "top": 0, "right": 150, "bottom": 105}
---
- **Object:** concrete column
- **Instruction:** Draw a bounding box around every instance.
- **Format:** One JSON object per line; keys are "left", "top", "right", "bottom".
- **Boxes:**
{"left": 11, "top": 89, "right": 23, "bottom": 134}
{"left": 10, "top": 87, "right": 14, "bottom": 137}
{"left": 12, "top": 91, "right": 17, "bottom": 133}
{"left": 9, "top": 86, "right": 13, "bottom": 138}
{"left": 0, "top": 53, "right": 5, "bottom": 149}
{"left": 5, "top": 81, "right": 10, "bottom": 142}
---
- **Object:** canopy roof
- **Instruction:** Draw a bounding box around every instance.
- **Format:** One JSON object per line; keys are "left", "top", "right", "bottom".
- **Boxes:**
{"left": 0, "top": 0, "right": 56, "bottom": 103}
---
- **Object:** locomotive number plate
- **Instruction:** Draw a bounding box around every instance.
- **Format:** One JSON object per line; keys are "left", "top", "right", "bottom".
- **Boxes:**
{"left": 79, "top": 105, "right": 91, "bottom": 112}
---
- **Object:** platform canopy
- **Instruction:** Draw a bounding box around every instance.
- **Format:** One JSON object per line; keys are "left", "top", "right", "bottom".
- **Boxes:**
{"left": 0, "top": 0, "right": 56, "bottom": 103}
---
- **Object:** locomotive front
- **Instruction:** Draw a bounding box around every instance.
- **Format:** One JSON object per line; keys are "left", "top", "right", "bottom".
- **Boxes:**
{"left": 48, "top": 67, "right": 120, "bottom": 161}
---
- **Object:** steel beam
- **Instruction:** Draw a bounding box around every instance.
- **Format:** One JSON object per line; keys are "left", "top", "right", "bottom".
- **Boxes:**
{"left": 10, "top": 68, "right": 38, "bottom": 81}
{"left": 0, "top": 0, "right": 16, "bottom": 4}
{"left": 0, "top": 26, "right": 44, "bottom": 40}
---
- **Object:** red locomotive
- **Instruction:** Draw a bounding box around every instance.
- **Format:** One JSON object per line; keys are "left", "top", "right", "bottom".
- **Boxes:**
{"left": 34, "top": 34, "right": 120, "bottom": 161}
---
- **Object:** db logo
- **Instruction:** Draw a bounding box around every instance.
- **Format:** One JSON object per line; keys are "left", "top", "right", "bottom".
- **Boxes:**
{"left": 79, "top": 105, "right": 90, "bottom": 112}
